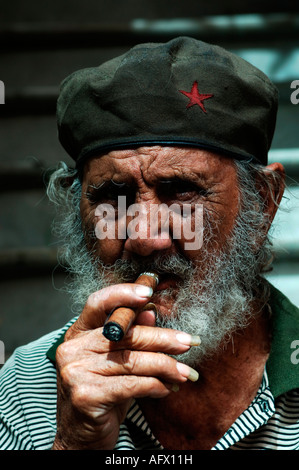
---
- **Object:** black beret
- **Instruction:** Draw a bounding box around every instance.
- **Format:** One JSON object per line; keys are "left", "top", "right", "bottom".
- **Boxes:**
{"left": 57, "top": 36, "right": 278, "bottom": 167}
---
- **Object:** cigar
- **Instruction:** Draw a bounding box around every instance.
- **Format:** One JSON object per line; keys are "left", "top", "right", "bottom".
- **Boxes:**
{"left": 102, "top": 272, "right": 159, "bottom": 342}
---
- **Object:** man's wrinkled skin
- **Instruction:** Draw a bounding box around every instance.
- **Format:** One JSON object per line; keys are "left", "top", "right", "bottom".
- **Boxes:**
{"left": 52, "top": 147, "right": 285, "bottom": 450}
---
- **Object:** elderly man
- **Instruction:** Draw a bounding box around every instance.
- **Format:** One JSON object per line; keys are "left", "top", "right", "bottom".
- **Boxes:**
{"left": 1, "top": 36, "right": 299, "bottom": 451}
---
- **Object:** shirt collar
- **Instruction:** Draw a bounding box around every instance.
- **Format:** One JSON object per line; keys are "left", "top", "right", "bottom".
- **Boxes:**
{"left": 46, "top": 283, "right": 299, "bottom": 398}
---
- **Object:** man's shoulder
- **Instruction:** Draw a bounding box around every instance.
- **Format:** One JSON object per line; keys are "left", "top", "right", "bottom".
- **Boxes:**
{"left": 1, "top": 316, "right": 78, "bottom": 376}
{"left": 269, "top": 282, "right": 299, "bottom": 317}
{"left": 0, "top": 317, "right": 78, "bottom": 403}
{"left": 267, "top": 283, "right": 299, "bottom": 398}
{"left": 0, "top": 317, "right": 78, "bottom": 450}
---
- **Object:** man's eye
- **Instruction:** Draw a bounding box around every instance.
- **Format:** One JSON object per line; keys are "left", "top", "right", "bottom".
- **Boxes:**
{"left": 175, "top": 181, "right": 197, "bottom": 195}
{"left": 159, "top": 180, "right": 209, "bottom": 199}
{"left": 86, "top": 182, "right": 134, "bottom": 205}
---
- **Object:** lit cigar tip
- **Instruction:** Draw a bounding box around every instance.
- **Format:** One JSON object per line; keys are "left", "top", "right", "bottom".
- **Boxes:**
{"left": 103, "top": 323, "right": 124, "bottom": 342}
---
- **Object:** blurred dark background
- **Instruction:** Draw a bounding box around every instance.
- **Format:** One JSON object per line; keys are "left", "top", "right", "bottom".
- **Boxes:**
{"left": 0, "top": 0, "right": 299, "bottom": 362}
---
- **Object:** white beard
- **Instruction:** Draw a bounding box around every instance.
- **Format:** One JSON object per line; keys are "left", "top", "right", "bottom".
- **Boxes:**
{"left": 53, "top": 165, "right": 271, "bottom": 368}
{"left": 60, "top": 215, "right": 269, "bottom": 368}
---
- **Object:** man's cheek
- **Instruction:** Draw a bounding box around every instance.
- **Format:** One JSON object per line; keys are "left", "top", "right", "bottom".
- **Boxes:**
{"left": 97, "top": 238, "right": 125, "bottom": 264}
{"left": 182, "top": 204, "right": 204, "bottom": 251}
{"left": 94, "top": 203, "right": 117, "bottom": 241}
{"left": 168, "top": 205, "right": 204, "bottom": 258}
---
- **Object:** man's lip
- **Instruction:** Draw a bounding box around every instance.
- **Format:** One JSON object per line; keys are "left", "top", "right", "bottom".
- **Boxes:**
{"left": 156, "top": 274, "right": 181, "bottom": 291}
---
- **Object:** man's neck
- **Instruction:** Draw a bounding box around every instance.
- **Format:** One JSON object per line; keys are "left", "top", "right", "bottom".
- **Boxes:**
{"left": 138, "top": 307, "right": 272, "bottom": 450}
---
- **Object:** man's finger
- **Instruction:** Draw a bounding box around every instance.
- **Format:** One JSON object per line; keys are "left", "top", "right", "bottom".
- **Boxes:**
{"left": 71, "top": 324, "right": 200, "bottom": 356}
{"left": 66, "top": 283, "right": 154, "bottom": 337}
{"left": 82, "top": 349, "right": 198, "bottom": 384}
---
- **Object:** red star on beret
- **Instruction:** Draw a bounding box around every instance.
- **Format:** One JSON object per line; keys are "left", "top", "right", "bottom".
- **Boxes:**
{"left": 179, "top": 81, "right": 213, "bottom": 113}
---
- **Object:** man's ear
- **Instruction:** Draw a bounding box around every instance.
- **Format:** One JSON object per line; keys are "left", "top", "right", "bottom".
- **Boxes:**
{"left": 259, "top": 162, "right": 285, "bottom": 226}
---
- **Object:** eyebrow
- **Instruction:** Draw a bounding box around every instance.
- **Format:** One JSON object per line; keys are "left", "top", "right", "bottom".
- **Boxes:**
{"left": 157, "top": 174, "right": 212, "bottom": 189}
{"left": 86, "top": 172, "right": 211, "bottom": 195}
{"left": 86, "top": 179, "right": 130, "bottom": 191}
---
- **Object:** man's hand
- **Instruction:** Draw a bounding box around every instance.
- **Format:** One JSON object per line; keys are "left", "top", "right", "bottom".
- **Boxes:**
{"left": 52, "top": 283, "right": 199, "bottom": 450}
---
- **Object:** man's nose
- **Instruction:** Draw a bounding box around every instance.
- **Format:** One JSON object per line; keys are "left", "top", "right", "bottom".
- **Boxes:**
{"left": 123, "top": 202, "right": 172, "bottom": 257}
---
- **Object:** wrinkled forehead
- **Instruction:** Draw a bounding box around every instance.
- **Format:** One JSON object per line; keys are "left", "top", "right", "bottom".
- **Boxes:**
{"left": 80, "top": 146, "right": 238, "bottom": 186}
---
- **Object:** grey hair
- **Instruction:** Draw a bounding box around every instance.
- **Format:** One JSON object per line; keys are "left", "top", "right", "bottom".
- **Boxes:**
{"left": 233, "top": 159, "right": 285, "bottom": 271}
{"left": 47, "top": 162, "right": 85, "bottom": 272}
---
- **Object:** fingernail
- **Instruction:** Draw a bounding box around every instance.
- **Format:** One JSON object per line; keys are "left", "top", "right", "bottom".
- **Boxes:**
{"left": 176, "top": 333, "right": 201, "bottom": 347}
{"left": 176, "top": 362, "right": 199, "bottom": 382}
{"left": 141, "top": 302, "right": 158, "bottom": 318}
{"left": 165, "top": 383, "right": 180, "bottom": 392}
{"left": 135, "top": 285, "right": 153, "bottom": 298}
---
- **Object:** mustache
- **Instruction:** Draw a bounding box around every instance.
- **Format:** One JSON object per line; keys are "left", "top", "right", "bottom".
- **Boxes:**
{"left": 104, "top": 252, "right": 194, "bottom": 283}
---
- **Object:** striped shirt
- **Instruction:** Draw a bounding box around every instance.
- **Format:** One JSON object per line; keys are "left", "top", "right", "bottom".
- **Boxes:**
{"left": 1, "top": 283, "right": 299, "bottom": 450}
